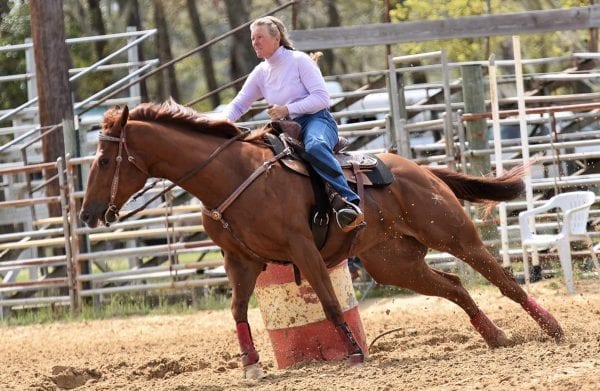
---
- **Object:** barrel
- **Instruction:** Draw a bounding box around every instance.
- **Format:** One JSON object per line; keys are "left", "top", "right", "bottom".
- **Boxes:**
{"left": 254, "top": 260, "right": 367, "bottom": 369}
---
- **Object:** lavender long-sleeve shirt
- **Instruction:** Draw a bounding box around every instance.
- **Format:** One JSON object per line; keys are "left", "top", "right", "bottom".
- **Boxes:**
{"left": 224, "top": 46, "right": 330, "bottom": 122}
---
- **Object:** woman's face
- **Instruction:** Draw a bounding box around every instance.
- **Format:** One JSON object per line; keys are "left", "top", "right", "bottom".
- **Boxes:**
{"left": 251, "top": 24, "right": 280, "bottom": 59}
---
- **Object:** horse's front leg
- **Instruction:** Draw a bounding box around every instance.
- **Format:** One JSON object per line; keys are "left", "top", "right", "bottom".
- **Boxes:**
{"left": 223, "top": 253, "right": 265, "bottom": 379}
{"left": 290, "top": 240, "right": 365, "bottom": 364}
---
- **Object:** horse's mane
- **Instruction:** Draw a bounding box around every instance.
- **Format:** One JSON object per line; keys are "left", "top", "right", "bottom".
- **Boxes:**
{"left": 103, "top": 99, "right": 249, "bottom": 140}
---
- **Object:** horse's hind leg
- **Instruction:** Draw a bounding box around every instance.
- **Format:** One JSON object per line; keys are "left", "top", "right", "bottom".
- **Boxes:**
{"left": 449, "top": 240, "right": 564, "bottom": 341}
{"left": 402, "top": 191, "right": 563, "bottom": 342}
{"left": 223, "top": 253, "right": 265, "bottom": 378}
{"left": 430, "top": 269, "right": 510, "bottom": 346}
{"left": 359, "top": 240, "right": 511, "bottom": 348}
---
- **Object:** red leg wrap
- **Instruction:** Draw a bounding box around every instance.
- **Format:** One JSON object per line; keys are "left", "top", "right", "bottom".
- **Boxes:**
{"left": 236, "top": 321, "right": 260, "bottom": 366}
{"left": 470, "top": 310, "right": 510, "bottom": 348}
{"left": 521, "top": 296, "right": 564, "bottom": 341}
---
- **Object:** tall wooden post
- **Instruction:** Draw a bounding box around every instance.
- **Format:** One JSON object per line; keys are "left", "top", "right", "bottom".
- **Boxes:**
{"left": 30, "top": 0, "right": 74, "bottom": 216}
{"left": 461, "top": 64, "right": 498, "bottom": 254}
{"left": 461, "top": 64, "right": 490, "bottom": 176}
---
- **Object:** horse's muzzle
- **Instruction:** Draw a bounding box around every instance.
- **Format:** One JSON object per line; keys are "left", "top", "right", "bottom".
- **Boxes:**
{"left": 79, "top": 203, "right": 109, "bottom": 228}
{"left": 79, "top": 209, "right": 100, "bottom": 228}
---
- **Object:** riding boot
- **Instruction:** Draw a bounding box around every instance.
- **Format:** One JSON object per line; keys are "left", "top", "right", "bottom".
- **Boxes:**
{"left": 331, "top": 196, "right": 365, "bottom": 232}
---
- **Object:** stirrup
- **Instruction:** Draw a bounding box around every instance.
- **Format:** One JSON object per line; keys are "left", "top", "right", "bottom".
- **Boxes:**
{"left": 334, "top": 199, "right": 365, "bottom": 232}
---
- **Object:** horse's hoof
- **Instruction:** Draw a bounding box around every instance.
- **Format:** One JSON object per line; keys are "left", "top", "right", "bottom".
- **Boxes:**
{"left": 550, "top": 325, "right": 565, "bottom": 342}
{"left": 243, "top": 363, "right": 266, "bottom": 380}
{"left": 543, "top": 321, "right": 564, "bottom": 342}
{"left": 347, "top": 353, "right": 365, "bottom": 366}
{"left": 537, "top": 321, "right": 564, "bottom": 343}
{"left": 470, "top": 310, "right": 511, "bottom": 348}
{"left": 490, "top": 330, "right": 513, "bottom": 348}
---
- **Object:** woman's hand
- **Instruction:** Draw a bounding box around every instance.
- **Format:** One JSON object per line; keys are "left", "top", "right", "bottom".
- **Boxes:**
{"left": 266, "top": 104, "right": 289, "bottom": 120}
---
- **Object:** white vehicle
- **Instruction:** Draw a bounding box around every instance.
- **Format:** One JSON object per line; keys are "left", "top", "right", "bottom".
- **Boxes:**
{"left": 338, "top": 87, "right": 440, "bottom": 125}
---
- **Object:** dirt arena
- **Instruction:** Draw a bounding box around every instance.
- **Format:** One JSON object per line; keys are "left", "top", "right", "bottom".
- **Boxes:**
{"left": 1, "top": 278, "right": 599, "bottom": 390}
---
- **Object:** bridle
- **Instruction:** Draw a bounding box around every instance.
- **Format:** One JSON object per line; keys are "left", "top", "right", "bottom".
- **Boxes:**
{"left": 97, "top": 127, "right": 148, "bottom": 225}
{"left": 97, "top": 126, "right": 252, "bottom": 225}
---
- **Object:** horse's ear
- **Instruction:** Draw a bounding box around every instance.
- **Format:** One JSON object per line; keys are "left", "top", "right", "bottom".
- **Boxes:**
{"left": 119, "top": 105, "right": 129, "bottom": 128}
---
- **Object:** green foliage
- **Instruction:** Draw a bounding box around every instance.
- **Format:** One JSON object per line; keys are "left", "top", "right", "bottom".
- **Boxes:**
{"left": 0, "top": 1, "right": 30, "bottom": 112}
{"left": 562, "top": 0, "right": 595, "bottom": 7}
{"left": 0, "top": 0, "right": 30, "bottom": 41}
{"left": 389, "top": 0, "right": 592, "bottom": 64}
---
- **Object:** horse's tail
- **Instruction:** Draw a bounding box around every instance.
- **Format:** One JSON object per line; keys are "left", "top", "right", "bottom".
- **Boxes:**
{"left": 427, "top": 165, "right": 525, "bottom": 203}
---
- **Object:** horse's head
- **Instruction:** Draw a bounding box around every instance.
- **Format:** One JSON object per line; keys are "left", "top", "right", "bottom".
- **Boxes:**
{"left": 79, "top": 105, "right": 150, "bottom": 228}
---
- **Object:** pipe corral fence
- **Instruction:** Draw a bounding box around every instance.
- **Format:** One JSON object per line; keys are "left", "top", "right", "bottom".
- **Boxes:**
{"left": 1, "top": 32, "right": 600, "bottom": 318}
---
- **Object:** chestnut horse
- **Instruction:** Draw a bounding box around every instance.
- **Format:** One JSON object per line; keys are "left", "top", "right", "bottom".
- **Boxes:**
{"left": 80, "top": 101, "right": 563, "bottom": 378}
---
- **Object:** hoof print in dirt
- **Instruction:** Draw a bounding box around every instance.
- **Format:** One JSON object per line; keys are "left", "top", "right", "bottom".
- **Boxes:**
{"left": 50, "top": 366, "right": 101, "bottom": 389}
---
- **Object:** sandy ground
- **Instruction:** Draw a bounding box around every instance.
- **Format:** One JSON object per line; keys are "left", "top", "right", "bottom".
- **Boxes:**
{"left": 1, "top": 278, "right": 599, "bottom": 391}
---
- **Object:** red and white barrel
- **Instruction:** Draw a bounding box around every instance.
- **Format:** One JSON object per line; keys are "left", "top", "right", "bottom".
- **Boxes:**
{"left": 255, "top": 260, "right": 367, "bottom": 369}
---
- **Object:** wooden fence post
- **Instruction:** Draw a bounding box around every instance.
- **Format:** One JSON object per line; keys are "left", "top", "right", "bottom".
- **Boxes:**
{"left": 461, "top": 64, "right": 498, "bottom": 255}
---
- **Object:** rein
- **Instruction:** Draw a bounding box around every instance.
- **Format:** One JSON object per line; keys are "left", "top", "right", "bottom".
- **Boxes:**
{"left": 202, "top": 146, "right": 291, "bottom": 221}
{"left": 98, "top": 127, "right": 251, "bottom": 224}
{"left": 201, "top": 146, "right": 291, "bottom": 261}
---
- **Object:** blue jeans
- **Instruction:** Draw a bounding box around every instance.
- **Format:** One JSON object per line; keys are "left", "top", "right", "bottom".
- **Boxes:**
{"left": 293, "top": 109, "right": 359, "bottom": 203}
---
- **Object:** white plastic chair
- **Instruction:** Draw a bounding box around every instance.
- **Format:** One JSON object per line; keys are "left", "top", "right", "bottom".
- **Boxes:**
{"left": 519, "top": 191, "right": 599, "bottom": 294}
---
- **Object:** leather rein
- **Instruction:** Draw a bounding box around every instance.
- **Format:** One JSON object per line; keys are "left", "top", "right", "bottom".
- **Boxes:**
{"left": 98, "top": 127, "right": 293, "bottom": 263}
{"left": 98, "top": 126, "right": 254, "bottom": 225}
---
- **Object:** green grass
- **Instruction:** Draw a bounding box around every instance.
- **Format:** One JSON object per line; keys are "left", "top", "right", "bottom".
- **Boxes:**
{"left": 0, "top": 288, "right": 246, "bottom": 327}
{"left": 0, "top": 305, "right": 72, "bottom": 326}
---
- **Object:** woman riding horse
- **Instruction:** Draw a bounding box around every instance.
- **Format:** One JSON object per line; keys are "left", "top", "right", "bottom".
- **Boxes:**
{"left": 222, "top": 16, "right": 364, "bottom": 232}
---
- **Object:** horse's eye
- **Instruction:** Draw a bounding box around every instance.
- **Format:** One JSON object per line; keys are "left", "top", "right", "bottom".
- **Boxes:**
{"left": 99, "top": 157, "right": 109, "bottom": 167}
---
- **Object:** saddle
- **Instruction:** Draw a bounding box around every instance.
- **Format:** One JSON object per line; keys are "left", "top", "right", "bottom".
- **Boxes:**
{"left": 263, "top": 121, "right": 393, "bottom": 254}
{"left": 264, "top": 121, "right": 393, "bottom": 187}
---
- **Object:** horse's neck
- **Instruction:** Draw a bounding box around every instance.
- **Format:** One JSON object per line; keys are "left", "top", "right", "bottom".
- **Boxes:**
{"left": 133, "top": 124, "right": 263, "bottom": 208}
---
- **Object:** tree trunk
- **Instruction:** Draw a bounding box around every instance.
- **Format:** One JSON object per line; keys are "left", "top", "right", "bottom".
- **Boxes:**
{"left": 322, "top": 0, "right": 345, "bottom": 75}
{"left": 30, "top": 0, "right": 73, "bottom": 219}
{"left": 123, "top": 0, "right": 149, "bottom": 102}
{"left": 0, "top": 0, "right": 9, "bottom": 17}
{"left": 186, "top": 0, "right": 220, "bottom": 108}
{"left": 153, "top": 0, "right": 180, "bottom": 101}
{"left": 87, "top": 0, "right": 106, "bottom": 60}
{"left": 223, "top": 0, "right": 258, "bottom": 87}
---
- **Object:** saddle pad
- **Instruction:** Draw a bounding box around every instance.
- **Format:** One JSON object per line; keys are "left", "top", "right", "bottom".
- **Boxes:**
{"left": 342, "top": 156, "right": 393, "bottom": 187}
{"left": 337, "top": 153, "right": 378, "bottom": 169}
{"left": 264, "top": 132, "right": 393, "bottom": 187}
